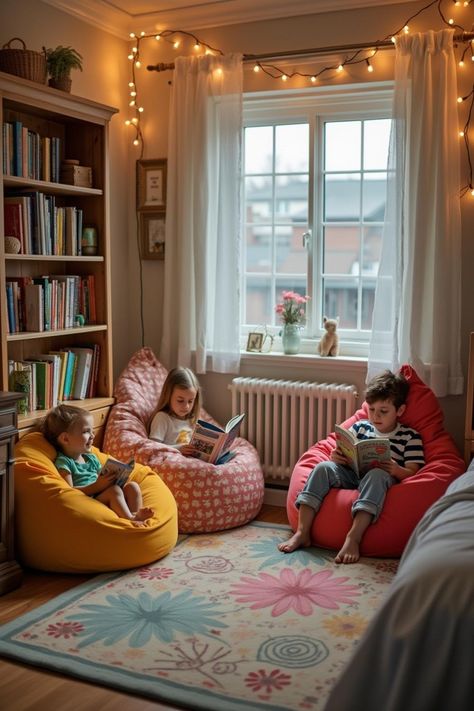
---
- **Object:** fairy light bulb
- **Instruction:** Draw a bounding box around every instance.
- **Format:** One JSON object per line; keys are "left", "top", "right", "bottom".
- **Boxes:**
{"left": 253, "top": 64, "right": 260, "bottom": 73}
{"left": 215, "top": 67, "right": 223, "bottom": 76}
{"left": 131, "top": 118, "right": 138, "bottom": 125}
{"left": 366, "top": 59, "right": 374, "bottom": 73}
{"left": 128, "top": 54, "right": 134, "bottom": 60}
{"left": 135, "top": 60, "right": 141, "bottom": 68}
{"left": 194, "top": 42, "right": 200, "bottom": 50}
{"left": 281, "top": 74, "right": 288, "bottom": 82}
{"left": 337, "top": 64, "right": 344, "bottom": 72}
{"left": 174, "top": 40, "right": 180, "bottom": 49}
{"left": 140, "top": 31, "right": 145, "bottom": 37}
{"left": 458, "top": 96, "right": 463, "bottom": 103}
{"left": 132, "top": 47, "right": 138, "bottom": 53}
{"left": 403, "top": 25, "right": 409, "bottom": 33}
{"left": 310, "top": 75, "right": 316, "bottom": 83}
{"left": 155, "top": 34, "right": 161, "bottom": 41}
{"left": 449, "top": 18, "right": 455, "bottom": 24}
{"left": 124, "top": 119, "right": 131, "bottom": 126}
{"left": 128, "top": 81, "right": 134, "bottom": 88}
{"left": 138, "top": 106, "right": 144, "bottom": 112}
{"left": 471, "top": 187, "right": 474, "bottom": 196}
{"left": 459, "top": 60, "right": 465, "bottom": 67}
{"left": 133, "top": 138, "right": 139, "bottom": 146}
{"left": 129, "top": 99, "right": 136, "bottom": 106}
{"left": 129, "top": 32, "right": 136, "bottom": 38}
{"left": 391, "top": 36, "right": 396, "bottom": 44}
{"left": 459, "top": 130, "right": 465, "bottom": 136}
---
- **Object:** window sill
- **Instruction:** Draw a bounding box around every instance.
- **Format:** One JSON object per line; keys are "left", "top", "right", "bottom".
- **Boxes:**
{"left": 240, "top": 350, "right": 367, "bottom": 376}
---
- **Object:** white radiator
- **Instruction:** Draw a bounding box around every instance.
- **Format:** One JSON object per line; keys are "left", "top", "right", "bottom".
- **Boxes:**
{"left": 230, "top": 377, "right": 358, "bottom": 482}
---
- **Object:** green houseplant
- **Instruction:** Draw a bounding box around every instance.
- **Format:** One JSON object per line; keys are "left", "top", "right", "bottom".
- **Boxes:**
{"left": 45, "top": 45, "right": 82, "bottom": 92}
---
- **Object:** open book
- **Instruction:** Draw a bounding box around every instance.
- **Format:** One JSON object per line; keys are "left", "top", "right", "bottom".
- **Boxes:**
{"left": 334, "top": 424, "right": 392, "bottom": 478}
{"left": 189, "top": 413, "right": 245, "bottom": 465}
{"left": 100, "top": 457, "right": 135, "bottom": 488}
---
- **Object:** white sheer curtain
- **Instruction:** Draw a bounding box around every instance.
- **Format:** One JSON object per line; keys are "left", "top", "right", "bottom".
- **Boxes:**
{"left": 160, "top": 53, "right": 243, "bottom": 373}
{"left": 368, "top": 29, "right": 463, "bottom": 396}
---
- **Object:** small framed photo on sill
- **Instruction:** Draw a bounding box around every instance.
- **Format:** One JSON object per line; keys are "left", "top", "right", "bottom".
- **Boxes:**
{"left": 136, "top": 158, "right": 167, "bottom": 211}
{"left": 246, "top": 332, "right": 264, "bottom": 352}
{"left": 139, "top": 211, "right": 166, "bottom": 260}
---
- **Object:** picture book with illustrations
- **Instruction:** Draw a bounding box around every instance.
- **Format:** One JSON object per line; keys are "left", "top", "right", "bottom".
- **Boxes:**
{"left": 100, "top": 458, "right": 135, "bottom": 488}
{"left": 334, "top": 424, "right": 392, "bottom": 478}
{"left": 189, "top": 413, "right": 245, "bottom": 465}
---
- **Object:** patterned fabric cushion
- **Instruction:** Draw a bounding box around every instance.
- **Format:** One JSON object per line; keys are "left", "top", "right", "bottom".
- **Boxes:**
{"left": 103, "top": 348, "right": 264, "bottom": 533}
{"left": 287, "top": 364, "right": 466, "bottom": 557}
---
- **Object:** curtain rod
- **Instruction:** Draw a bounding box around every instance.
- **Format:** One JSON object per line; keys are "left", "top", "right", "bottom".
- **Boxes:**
{"left": 147, "top": 31, "right": 474, "bottom": 72}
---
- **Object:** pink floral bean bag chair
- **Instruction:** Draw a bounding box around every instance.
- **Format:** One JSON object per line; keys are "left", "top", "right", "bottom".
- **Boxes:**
{"left": 287, "top": 364, "right": 466, "bottom": 557}
{"left": 103, "top": 348, "right": 264, "bottom": 533}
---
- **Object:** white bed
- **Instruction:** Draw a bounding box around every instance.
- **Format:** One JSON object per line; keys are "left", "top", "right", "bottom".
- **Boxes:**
{"left": 325, "top": 460, "right": 474, "bottom": 711}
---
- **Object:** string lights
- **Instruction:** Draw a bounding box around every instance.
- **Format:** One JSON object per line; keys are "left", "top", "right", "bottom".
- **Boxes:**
{"left": 125, "top": 0, "right": 474, "bottom": 194}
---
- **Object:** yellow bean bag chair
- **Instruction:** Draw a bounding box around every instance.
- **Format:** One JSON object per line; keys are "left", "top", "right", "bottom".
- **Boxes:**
{"left": 14, "top": 432, "right": 178, "bottom": 574}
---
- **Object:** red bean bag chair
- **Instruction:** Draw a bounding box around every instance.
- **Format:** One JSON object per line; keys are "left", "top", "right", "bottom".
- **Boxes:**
{"left": 286, "top": 364, "right": 465, "bottom": 557}
{"left": 103, "top": 347, "right": 264, "bottom": 533}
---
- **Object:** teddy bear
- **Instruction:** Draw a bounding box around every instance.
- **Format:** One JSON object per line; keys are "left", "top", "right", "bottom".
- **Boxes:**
{"left": 318, "top": 316, "right": 339, "bottom": 357}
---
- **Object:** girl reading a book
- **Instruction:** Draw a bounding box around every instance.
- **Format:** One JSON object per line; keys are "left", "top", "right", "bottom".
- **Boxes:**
{"left": 41, "top": 404, "right": 154, "bottom": 526}
{"left": 278, "top": 371, "right": 424, "bottom": 564}
{"left": 149, "top": 367, "right": 202, "bottom": 456}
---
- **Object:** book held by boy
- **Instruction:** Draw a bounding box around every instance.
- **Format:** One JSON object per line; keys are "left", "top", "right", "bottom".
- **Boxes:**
{"left": 189, "top": 413, "right": 245, "bottom": 465}
{"left": 334, "top": 424, "right": 392, "bottom": 478}
{"left": 100, "top": 458, "right": 135, "bottom": 488}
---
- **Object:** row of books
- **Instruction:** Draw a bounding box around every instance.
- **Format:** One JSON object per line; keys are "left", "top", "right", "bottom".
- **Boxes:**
{"left": 4, "top": 192, "right": 83, "bottom": 256}
{"left": 6, "top": 274, "right": 97, "bottom": 334}
{"left": 9, "top": 346, "right": 101, "bottom": 415}
{"left": 2, "top": 120, "right": 62, "bottom": 182}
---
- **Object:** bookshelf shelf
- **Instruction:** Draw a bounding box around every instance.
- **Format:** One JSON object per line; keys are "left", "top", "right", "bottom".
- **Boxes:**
{"left": 1, "top": 70, "right": 118, "bottom": 441}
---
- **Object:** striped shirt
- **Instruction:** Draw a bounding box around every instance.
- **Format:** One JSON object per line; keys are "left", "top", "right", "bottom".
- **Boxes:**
{"left": 350, "top": 420, "right": 425, "bottom": 468}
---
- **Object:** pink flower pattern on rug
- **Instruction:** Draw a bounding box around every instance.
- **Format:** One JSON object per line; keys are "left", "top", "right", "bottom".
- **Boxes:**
{"left": 103, "top": 348, "right": 264, "bottom": 533}
{"left": 230, "top": 568, "right": 360, "bottom": 616}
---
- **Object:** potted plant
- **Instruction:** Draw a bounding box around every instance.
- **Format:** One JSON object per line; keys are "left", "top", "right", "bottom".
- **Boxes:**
{"left": 45, "top": 45, "right": 82, "bottom": 92}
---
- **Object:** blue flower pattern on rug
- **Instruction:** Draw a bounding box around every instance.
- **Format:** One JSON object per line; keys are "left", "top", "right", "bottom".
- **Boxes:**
{"left": 69, "top": 590, "right": 228, "bottom": 648}
{"left": 0, "top": 523, "right": 396, "bottom": 711}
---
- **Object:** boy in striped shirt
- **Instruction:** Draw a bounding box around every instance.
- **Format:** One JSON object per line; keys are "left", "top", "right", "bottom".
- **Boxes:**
{"left": 279, "top": 370, "right": 424, "bottom": 563}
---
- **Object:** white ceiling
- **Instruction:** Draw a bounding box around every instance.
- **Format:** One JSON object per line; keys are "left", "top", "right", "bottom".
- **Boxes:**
{"left": 42, "top": 0, "right": 419, "bottom": 39}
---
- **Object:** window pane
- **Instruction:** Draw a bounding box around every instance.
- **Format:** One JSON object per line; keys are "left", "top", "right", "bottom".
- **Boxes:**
{"left": 363, "top": 119, "right": 391, "bottom": 170}
{"left": 362, "top": 280, "right": 376, "bottom": 329}
{"left": 324, "top": 175, "right": 361, "bottom": 221}
{"left": 246, "top": 276, "right": 272, "bottom": 324}
{"left": 323, "top": 277, "right": 358, "bottom": 328}
{"left": 362, "top": 225, "right": 383, "bottom": 275}
{"left": 245, "top": 126, "right": 273, "bottom": 174}
{"left": 323, "top": 226, "right": 361, "bottom": 275}
{"left": 245, "top": 176, "right": 272, "bottom": 223}
{"left": 363, "top": 173, "right": 386, "bottom": 221}
{"left": 246, "top": 225, "right": 272, "bottom": 273}
{"left": 325, "top": 121, "right": 361, "bottom": 171}
{"left": 275, "top": 124, "right": 309, "bottom": 172}
{"left": 275, "top": 175, "right": 308, "bottom": 222}
{"left": 275, "top": 225, "right": 308, "bottom": 273}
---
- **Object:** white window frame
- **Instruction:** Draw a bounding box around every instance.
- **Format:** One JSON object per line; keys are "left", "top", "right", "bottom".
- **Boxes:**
{"left": 242, "top": 81, "right": 394, "bottom": 358}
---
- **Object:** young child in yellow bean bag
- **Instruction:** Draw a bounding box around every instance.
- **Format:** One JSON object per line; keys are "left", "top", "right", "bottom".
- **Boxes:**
{"left": 14, "top": 430, "right": 178, "bottom": 574}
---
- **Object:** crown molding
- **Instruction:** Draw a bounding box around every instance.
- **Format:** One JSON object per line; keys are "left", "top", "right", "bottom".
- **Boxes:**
{"left": 41, "top": 0, "right": 419, "bottom": 39}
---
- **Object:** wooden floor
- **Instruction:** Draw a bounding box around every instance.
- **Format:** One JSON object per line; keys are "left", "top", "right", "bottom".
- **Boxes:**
{"left": 0, "top": 505, "right": 289, "bottom": 711}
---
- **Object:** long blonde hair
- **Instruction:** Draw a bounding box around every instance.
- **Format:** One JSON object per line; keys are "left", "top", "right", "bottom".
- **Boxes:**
{"left": 155, "top": 367, "right": 201, "bottom": 423}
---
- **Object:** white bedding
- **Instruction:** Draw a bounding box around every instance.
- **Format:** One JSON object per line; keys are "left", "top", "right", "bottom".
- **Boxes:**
{"left": 325, "top": 461, "right": 474, "bottom": 711}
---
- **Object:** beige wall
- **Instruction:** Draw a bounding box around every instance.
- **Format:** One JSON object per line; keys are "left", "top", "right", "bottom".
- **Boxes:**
{"left": 2, "top": 1, "right": 472, "bottom": 449}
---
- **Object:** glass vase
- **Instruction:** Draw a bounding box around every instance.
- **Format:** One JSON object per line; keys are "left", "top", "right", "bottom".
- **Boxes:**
{"left": 281, "top": 323, "right": 301, "bottom": 355}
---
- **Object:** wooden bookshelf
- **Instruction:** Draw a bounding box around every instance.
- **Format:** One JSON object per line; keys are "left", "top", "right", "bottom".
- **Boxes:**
{"left": 0, "top": 71, "right": 117, "bottom": 436}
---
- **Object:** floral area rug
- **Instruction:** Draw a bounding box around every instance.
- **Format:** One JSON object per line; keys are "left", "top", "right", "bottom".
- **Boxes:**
{"left": 0, "top": 522, "right": 397, "bottom": 710}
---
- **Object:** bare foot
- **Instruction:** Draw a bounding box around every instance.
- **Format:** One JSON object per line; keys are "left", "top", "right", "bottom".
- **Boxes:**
{"left": 132, "top": 507, "right": 155, "bottom": 523}
{"left": 334, "top": 536, "right": 360, "bottom": 564}
{"left": 278, "top": 531, "right": 311, "bottom": 553}
{"left": 131, "top": 520, "right": 146, "bottom": 528}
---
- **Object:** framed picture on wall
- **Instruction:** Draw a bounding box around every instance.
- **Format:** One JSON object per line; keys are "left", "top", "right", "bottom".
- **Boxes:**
{"left": 136, "top": 158, "right": 167, "bottom": 210}
{"left": 140, "top": 211, "right": 166, "bottom": 260}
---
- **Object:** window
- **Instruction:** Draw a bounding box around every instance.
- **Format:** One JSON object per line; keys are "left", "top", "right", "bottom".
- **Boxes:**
{"left": 242, "top": 84, "right": 393, "bottom": 354}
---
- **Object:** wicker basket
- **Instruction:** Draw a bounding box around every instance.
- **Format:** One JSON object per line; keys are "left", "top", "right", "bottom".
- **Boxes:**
{"left": 0, "top": 37, "right": 46, "bottom": 84}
